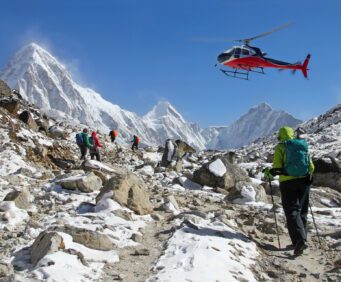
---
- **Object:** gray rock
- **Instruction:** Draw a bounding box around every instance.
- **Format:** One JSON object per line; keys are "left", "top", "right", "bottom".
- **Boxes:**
{"left": 56, "top": 172, "right": 102, "bottom": 193}
{"left": 313, "top": 157, "right": 341, "bottom": 192}
{"left": 52, "top": 225, "right": 116, "bottom": 251}
{"left": 31, "top": 231, "right": 65, "bottom": 266}
{"left": 227, "top": 181, "right": 268, "bottom": 203}
{"left": 0, "top": 80, "right": 12, "bottom": 97}
{"left": 0, "top": 261, "right": 14, "bottom": 278}
{"left": 96, "top": 171, "right": 153, "bottom": 215}
{"left": 3, "top": 188, "right": 32, "bottom": 210}
{"left": 193, "top": 156, "right": 249, "bottom": 190}
{"left": 18, "top": 110, "right": 38, "bottom": 131}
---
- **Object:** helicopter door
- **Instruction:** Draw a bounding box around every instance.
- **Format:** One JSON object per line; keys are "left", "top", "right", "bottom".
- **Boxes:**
{"left": 234, "top": 48, "right": 241, "bottom": 58}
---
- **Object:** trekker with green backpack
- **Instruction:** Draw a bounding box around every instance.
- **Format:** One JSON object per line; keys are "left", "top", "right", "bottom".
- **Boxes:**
{"left": 76, "top": 128, "right": 92, "bottom": 160}
{"left": 264, "top": 126, "right": 314, "bottom": 256}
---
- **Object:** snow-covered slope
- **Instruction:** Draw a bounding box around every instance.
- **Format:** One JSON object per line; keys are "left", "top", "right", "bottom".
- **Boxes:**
{"left": 203, "top": 103, "right": 301, "bottom": 149}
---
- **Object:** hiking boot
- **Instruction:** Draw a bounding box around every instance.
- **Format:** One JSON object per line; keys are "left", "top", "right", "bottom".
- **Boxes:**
{"left": 294, "top": 240, "right": 308, "bottom": 256}
{"left": 285, "top": 244, "right": 295, "bottom": 251}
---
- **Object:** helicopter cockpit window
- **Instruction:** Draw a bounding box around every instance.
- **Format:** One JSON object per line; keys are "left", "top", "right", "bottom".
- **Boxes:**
{"left": 234, "top": 48, "right": 241, "bottom": 58}
{"left": 242, "top": 49, "right": 250, "bottom": 56}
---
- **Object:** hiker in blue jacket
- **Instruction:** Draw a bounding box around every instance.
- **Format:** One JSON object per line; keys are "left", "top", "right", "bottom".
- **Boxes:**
{"left": 265, "top": 126, "right": 314, "bottom": 256}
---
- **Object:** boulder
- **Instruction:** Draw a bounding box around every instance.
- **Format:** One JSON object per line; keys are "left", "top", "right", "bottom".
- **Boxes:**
{"left": 36, "top": 118, "right": 49, "bottom": 133}
{"left": 48, "top": 125, "right": 64, "bottom": 138}
{"left": 3, "top": 188, "right": 32, "bottom": 210}
{"left": 31, "top": 231, "right": 65, "bottom": 266}
{"left": 18, "top": 110, "right": 38, "bottom": 131}
{"left": 160, "top": 139, "right": 195, "bottom": 171}
{"left": 56, "top": 172, "right": 102, "bottom": 193}
{"left": 0, "top": 261, "right": 14, "bottom": 278}
{"left": 192, "top": 157, "right": 249, "bottom": 190}
{"left": 82, "top": 160, "right": 119, "bottom": 174}
{"left": 0, "top": 80, "right": 12, "bottom": 97}
{"left": 0, "top": 98, "right": 20, "bottom": 114}
{"left": 160, "top": 139, "right": 177, "bottom": 167}
{"left": 175, "top": 140, "right": 196, "bottom": 158}
{"left": 313, "top": 157, "right": 341, "bottom": 192}
{"left": 227, "top": 181, "right": 268, "bottom": 203}
{"left": 96, "top": 171, "right": 153, "bottom": 215}
{"left": 52, "top": 225, "right": 116, "bottom": 251}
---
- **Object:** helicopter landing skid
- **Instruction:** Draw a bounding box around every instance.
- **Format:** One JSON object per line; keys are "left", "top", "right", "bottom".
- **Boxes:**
{"left": 220, "top": 67, "right": 265, "bottom": 80}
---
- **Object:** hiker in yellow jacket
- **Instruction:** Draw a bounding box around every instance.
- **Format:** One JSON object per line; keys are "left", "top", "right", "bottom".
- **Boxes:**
{"left": 265, "top": 126, "right": 314, "bottom": 256}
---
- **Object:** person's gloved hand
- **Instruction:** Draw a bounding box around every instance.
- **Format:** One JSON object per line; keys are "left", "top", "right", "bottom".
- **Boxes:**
{"left": 263, "top": 167, "right": 274, "bottom": 181}
{"left": 269, "top": 168, "right": 284, "bottom": 176}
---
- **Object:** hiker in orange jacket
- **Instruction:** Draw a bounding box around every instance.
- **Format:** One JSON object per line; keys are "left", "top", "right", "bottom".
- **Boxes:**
{"left": 89, "top": 131, "right": 103, "bottom": 161}
{"left": 109, "top": 129, "right": 118, "bottom": 143}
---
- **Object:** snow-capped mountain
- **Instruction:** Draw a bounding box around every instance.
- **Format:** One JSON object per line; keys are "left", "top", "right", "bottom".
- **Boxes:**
{"left": 238, "top": 103, "right": 341, "bottom": 165}
{"left": 0, "top": 43, "right": 206, "bottom": 149}
{"left": 0, "top": 43, "right": 301, "bottom": 150}
{"left": 143, "top": 101, "right": 206, "bottom": 148}
{"left": 203, "top": 103, "right": 302, "bottom": 149}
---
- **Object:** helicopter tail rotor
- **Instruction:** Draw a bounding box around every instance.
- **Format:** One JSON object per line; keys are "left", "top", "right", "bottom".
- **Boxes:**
{"left": 301, "top": 54, "right": 311, "bottom": 78}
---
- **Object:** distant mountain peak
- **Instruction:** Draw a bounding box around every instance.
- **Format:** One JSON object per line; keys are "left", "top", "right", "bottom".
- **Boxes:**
{"left": 250, "top": 102, "right": 272, "bottom": 111}
{"left": 145, "top": 101, "right": 185, "bottom": 122}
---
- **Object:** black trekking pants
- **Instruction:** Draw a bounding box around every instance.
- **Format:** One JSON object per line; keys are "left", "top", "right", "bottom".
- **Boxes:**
{"left": 280, "top": 177, "right": 310, "bottom": 245}
{"left": 131, "top": 142, "right": 138, "bottom": 151}
{"left": 90, "top": 148, "right": 101, "bottom": 161}
{"left": 79, "top": 145, "right": 88, "bottom": 160}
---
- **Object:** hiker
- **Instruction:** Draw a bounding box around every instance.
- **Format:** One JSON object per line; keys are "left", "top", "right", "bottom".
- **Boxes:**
{"left": 76, "top": 128, "right": 92, "bottom": 160}
{"left": 89, "top": 131, "right": 103, "bottom": 161}
{"left": 295, "top": 126, "right": 307, "bottom": 139}
{"left": 131, "top": 135, "right": 140, "bottom": 151}
{"left": 264, "top": 126, "right": 314, "bottom": 256}
{"left": 109, "top": 129, "right": 118, "bottom": 143}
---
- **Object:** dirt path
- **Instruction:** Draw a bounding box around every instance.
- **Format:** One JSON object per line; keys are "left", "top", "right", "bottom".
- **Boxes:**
{"left": 254, "top": 217, "right": 340, "bottom": 281}
{"left": 101, "top": 212, "right": 174, "bottom": 282}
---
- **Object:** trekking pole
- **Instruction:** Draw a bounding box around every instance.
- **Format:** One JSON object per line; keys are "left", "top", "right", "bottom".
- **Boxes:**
{"left": 308, "top": 202, "right": 322, "bottom": 247}
{"left": 268, "top": 179, "right": 281, "bottom": 249}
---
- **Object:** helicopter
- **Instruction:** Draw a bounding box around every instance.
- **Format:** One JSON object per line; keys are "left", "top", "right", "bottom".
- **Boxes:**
{"left": 216, "top": 23, "right": 311, "bottom": 80}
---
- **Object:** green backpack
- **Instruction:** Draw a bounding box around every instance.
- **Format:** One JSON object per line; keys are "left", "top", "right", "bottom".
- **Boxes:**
{"left": 284, "top": 139, "right": 310, "bottom": 177}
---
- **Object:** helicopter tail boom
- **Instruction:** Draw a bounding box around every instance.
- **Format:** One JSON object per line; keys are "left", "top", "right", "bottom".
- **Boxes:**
{"left": 301, "top": 54, "right": 311, "bottom": 78}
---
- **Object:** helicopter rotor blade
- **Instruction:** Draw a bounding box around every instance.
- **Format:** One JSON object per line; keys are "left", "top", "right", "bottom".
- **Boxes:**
{"left": 237, "top": 22, "right": 294, "bottom": 45}
{"left": 189, "top": 36, "right": 235, "bottom": 43}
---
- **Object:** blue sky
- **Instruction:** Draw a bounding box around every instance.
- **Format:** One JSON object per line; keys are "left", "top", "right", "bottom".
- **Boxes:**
{"left": 1, "top": 0, "right": 341, "bottom": 127}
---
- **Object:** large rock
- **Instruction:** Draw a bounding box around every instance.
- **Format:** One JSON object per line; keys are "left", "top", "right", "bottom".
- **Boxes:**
{"left": 3, "top": 188, "right": 32, "bottom": 210}
{"left": 18, "top": 110, "right": 38, "bottom": 131}
{"left": 160, "top": 139, "right": 177, "bottom": 167}
{"left": 31, "top": 231, "right": 65, "bottom": 266}
{"left": 0, "top": 80, "right": 12, "bottom": 97}
{"left": 227, "top": 181, "right": 268, "bottom": 203}
{"left": 192, "top": 156, "right": 249, "bottom": 190}
{"left": 48, "top": 125, "right": 64, "bottom": 138}
{"left": 313, "top": 157, "right": 341, "bottom": 192}
{"left": 0, "top": 98, "right": 20, "bottom": 114}
{"left": 160, "top": 139, "right": 196, "bottom": 171}
{"left": 56, "top": 172, "right": 102, "bottom": 193}
{"left": 96, "top": 171, "right": 153, "bottom": 215}
{"left": 52, "top": 225, "right": 116, "bottom": 251}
